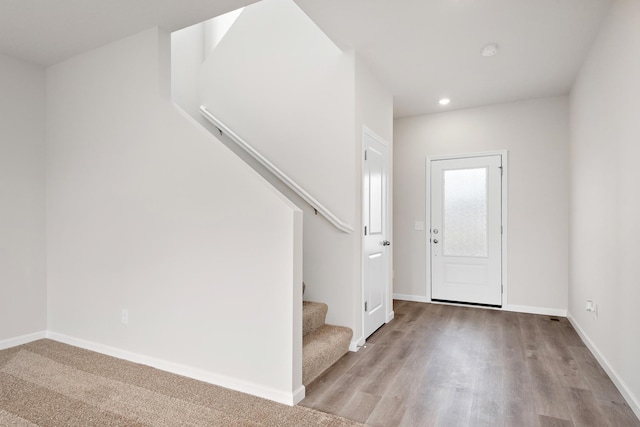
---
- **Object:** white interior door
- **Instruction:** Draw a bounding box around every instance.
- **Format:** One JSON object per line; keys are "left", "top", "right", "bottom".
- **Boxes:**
{"left": 430, "top": 155, "right": 503, "bottom": 306}
{"left": 363, "top": 129, "right": 389, "bottom": 339}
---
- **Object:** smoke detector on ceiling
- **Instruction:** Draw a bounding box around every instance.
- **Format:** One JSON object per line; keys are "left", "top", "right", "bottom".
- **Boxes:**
{"left": 481, "top": 43, "right": 499, "bottom": 57}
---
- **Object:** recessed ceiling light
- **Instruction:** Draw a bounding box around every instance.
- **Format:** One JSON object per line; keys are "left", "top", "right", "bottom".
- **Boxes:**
{"left": 439, "top": 98, "right": 451, "bottom": 106}
{"left": 482, "top": 43, "right": 499, "bottom": 57}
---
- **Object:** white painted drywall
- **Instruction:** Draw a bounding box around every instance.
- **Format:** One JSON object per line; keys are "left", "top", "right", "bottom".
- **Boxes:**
{"left": 569, "top": 0, "right": 640, "bottom": 415}
{"left": 354, "top": 55, "right": 394, "bottom": 338}
{"left": 199, "top": 0, "right": 354, "bottom": 224}
{"left": 45, "top": 27, "right": 303, "bottom": 404}
{"left": 171, "top": 23, "right": 205, "bottom": 121}
{"left": 394, "top": 97, "right": 570, "bottom": 312}
{"left": 197, "top": 0, "right": 361, "bottom": 337}
{"left": 203, "top": 8, "right": 245, "bottom": 57}
{"left": 0, "top": 54, "right": 47, "bottom": 343}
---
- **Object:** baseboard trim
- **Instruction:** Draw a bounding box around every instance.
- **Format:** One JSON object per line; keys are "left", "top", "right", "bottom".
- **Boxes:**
{"left": 393, "top": 293, "right": 430, "bottom": 303}
{"left": 504, "top": 304, "right": 567, "bottom": 317}
{"left": 46, "top": 332, "right": 300, "bottom": 406}
{"left": 393, "top": 294, "right": 568, "bottom": 317}
{"left": 386, "top": 311, "right": 395, "bottom": 323}
{"left": 567, "top": 315, "right": 640, "bottom": 420}
{"left": 349, "top": 337, "right": 362, "bottom": 352}
{"left": 292, "top": 385, "right": 306, "bottom": 405}
{"left": 0, "top": 331, "right": 47, "bottom": 351}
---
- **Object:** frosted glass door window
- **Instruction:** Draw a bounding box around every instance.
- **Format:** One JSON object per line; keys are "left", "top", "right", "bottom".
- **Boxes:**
{"left": 430, "top": 154, "right": 503, "bottom": 306}
{"left": 443, "top": 168, "right": 488, "bottom": 257}
{"left": 367, "top": 148, "right": 383, "bottom": 235}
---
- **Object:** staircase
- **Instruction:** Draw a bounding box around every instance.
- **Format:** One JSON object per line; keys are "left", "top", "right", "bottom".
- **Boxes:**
{"left": 302, "top": 301, "right": 352, "bottom": 385}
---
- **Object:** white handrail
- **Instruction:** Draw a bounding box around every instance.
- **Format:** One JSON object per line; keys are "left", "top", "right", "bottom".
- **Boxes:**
{"left": 200, "top": 105, "right": 354, "bottom": 234}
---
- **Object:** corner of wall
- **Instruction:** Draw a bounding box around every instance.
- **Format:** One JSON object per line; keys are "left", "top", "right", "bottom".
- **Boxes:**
{"left": 567, "top": 313, "right": 640, "bottom": 419}
{"left": 156, "top": 27, "right": 171, "bottom": 100}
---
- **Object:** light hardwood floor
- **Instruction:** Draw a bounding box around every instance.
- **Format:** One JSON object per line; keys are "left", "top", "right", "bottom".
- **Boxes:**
{"left": 300, "top": 300, "right": 640, "bottom": 427}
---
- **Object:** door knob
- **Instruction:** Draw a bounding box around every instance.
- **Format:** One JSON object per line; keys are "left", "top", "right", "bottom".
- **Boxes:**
{"left": 433, "top": 239, "right": 439, "bottom": 244}
{"left": 382, "top": 240, "right": 391, "bottom": 246}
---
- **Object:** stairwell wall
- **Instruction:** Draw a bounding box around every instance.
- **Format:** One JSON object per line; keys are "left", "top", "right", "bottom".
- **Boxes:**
{"left": 171, "top": 23, "right": 205, "bottom": 123}
{"left": 0, "top": 53, "right": 47, "bottom": 345}
{"left": 45, "top": 27, "right": 303, "bottom": 404}
{"left": 198, "top": 0, "right": 362, "bottom": 339}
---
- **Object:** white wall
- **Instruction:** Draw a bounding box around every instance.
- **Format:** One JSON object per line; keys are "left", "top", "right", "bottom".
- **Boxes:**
{"left": 198, "top": 0, "right": 361, "bottom": 338}
{"left": 203, "top": 8, "right": 245, "bottom": 57}
{"left": 394, "top": 97, "right": 570, "bottom": 313}
{"left": 354, "top": 56, "right": 394, "bottom": 336}
{"left": 569, "top": 0, "right": 640, "bottom": 416}
{"left": 171, "top": 23, "right": 205, "bottom": 121}
{"left": 0, "top": 54, "right": 47, "bottom": 345}
{"left": 200, "top": 0, "right": 354, "bottom": 223}
{"left": 45, "top": 27, "right": 303, "bottom": 405}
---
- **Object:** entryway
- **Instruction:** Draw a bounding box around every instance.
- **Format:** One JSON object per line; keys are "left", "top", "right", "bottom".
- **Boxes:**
{"left": 429, "top": 153, "right": 506, "bottom": 306}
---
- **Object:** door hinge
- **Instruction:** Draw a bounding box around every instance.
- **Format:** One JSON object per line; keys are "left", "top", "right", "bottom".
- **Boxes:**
{"left": 501, "top": 284, "right": 504, "bottom": 294}
{"left": 499, "top": 165, "right": 503, "bottom": 176}
{"left": 365, "top": 301, "right": 368, "bottom": 312}
{"left": 364, "top": 225, "right": 368, "bottom": 236}
{"left": 501, "top": 225, "right": 503, "bottom": 234}
{"left": 364, "top": 150, "right": 368, "bottom": 161}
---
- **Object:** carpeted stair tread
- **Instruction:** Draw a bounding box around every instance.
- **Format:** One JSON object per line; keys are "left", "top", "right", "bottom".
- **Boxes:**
{"left": 302, "top": 324, "right": 352, "bottom": 385}
{"left": 303, "top": 301, "right": 328, "bottom": 336}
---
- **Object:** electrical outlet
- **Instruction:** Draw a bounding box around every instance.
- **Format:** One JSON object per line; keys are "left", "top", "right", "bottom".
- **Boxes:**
{"left": 121, "top": 309, "right": 129, "bottom": 324}
{"left": 585, "top": 300, "right": 597, "bottom": 319}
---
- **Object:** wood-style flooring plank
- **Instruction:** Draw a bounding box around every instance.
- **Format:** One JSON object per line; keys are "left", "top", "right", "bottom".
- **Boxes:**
{"left": 365, "top": 394, "right": 407, "bottom": 427}
{"left": 564, "top": 387, "right": 611, "bottom": 427}
{"left": 525, "top": 348, "right": 573, "bottom": 420}
{"left": 303, "top": 373, "right": 367, "bottom": 415}
{"left": 503, "top": 357, "right": 540, "bottom": 427}
{"left": 300, "top": 301, "right": 640, "bottom": 427}
{"left": 397, "top": 388, "right": 442, "bottom": 427}
{"left": 597, "top": 398, "right": 640, "bottom": 427}
{"left": 539, "top": 415, "right": 575, "bottom": 427}
{"left": 469, "top": 361, "right": 504, "bottom": 427}
{"left": 335, "top": 391, "right": 381, "bottom": 424}
{"left": 569, "top": 346, "right": 628, "bottom": 403}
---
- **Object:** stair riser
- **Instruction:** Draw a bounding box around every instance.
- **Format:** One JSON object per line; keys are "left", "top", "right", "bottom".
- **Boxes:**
{"left": 302, "top": 325, "right": 352, "bottom": 385}
{"left": 303, "top": 302, "right": 328, "bottom": 336}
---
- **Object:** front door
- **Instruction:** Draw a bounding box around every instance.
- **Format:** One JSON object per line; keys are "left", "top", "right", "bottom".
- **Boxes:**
{"left": 363, "top": 128, "right": 389, "bottom": 338}
{"left": 430, "top": 155, "right": 503, "bottom": 306}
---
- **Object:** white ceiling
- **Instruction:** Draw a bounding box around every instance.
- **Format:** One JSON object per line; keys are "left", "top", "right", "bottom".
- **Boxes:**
{"left": 0, "top": 0, "right": 613, "bottom": 118}
{"left": 0, "top": 0, "right": 258, "bottom": 67}
{"left": 295, "top": 0, "right": 613, "bottom": 117}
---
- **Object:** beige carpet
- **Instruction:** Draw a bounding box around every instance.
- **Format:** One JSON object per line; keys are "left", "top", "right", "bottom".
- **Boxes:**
{"left": 0, "top": 340, "right": 362, "bottom": 427}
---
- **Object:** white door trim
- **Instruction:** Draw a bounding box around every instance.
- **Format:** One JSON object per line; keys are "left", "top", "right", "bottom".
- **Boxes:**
{"left": 425, "top": 150, "right": 508, "bottom": 308}
{"left": 361, "top": 125, "right": 393, "bottom": 343}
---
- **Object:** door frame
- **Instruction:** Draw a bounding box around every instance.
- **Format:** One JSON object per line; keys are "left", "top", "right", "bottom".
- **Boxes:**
{"left": 425, "top": 150, "right": 508, "bottom": 308}
{"left": 361, "top": 125, "right": 393, "bottom": 345}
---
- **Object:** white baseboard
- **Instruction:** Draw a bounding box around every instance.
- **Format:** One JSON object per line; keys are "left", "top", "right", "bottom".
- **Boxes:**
{"left": 567, "top": 315, "right": 640, "bottom": 420}
{"left": 393, "top": 294, "right": 568, "bottom": 317}
{"left": 292, "top": 385, "right": 306, "bottom": 405}
{"left": 0, "top": 331, "right": 47, "bottom": 351}
{"left": 349, "top": 336, "right": 365, "bottom": 352}
{"left": 46, "top": 332, "right": 300, "bottom": 406}
{"left": 386, "top": 311, "right": 395, "bottom": 323}
{"left": 504, "top": 304, "right": 567, "bottom": 317}
{"left": 393, "top": 293, "right": 430, "bottom": 303}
